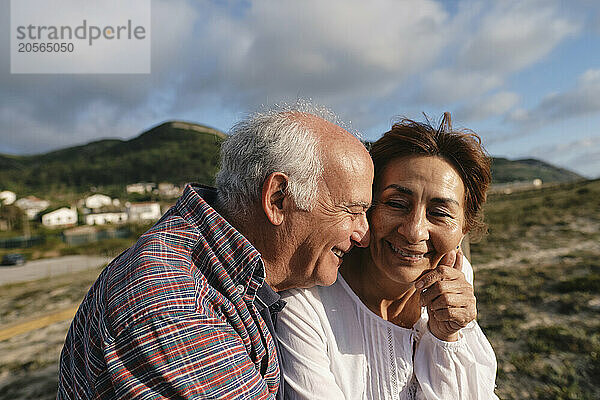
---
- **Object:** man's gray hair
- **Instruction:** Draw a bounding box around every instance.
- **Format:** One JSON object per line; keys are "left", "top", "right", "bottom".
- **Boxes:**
{"left": 216, "top": 100, "right": 354, "bottom": 221}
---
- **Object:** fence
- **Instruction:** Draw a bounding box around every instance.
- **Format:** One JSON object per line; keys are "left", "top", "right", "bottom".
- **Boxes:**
{"left": 62, "top": 227, "right": 130, "bottom": 246}
{"left": 0, "top": 235, "right": 45, "bottom": 249}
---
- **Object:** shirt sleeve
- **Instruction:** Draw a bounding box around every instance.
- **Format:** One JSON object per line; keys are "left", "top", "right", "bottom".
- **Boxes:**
{"left": 104, "top": 310, "right": 276, "bottom": 399}
{"left": 414, "top": 256, "right": 499, "bottom": 400}
{"left": 276, "top": 289, "right": 346, "bottom": 400}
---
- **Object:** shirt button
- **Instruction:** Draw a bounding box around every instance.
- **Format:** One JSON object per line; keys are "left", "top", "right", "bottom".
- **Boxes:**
{"left": 236, "top": 284, "right": 245, "bottom": 295}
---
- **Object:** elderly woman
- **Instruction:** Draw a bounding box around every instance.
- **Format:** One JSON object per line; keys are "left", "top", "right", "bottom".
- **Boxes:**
{"left": 276, "top": 115, "right": 498, "bottom": 399}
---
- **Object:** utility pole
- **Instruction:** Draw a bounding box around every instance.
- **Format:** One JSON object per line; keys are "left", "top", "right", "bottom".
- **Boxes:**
{"left": 23, "top": 213, "right": 30, "bottom": 239}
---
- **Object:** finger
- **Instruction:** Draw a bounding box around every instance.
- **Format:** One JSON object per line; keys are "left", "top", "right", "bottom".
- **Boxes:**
{"left": 415, "top": 265, "right": 460, "bottom": 290}
{"left": 419, "top": 281, "right": 473, "bottom": 307}
{"left": 438, "top": 250, "right": 457, "bottom": 268}
{"left": 428, "top": 292, "right": 475, "bottom": 311}
{"left": 454, "top": 249, "right": 463, "bottom": 272}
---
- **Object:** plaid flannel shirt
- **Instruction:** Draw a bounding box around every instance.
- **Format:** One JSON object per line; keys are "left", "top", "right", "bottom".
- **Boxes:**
{"left": 58, "top": 185, "right": 282, "bottom": 399}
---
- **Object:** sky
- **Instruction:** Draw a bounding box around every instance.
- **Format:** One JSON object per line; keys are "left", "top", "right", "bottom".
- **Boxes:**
{"left": 1, "top": 0, "right": 600, "bottom": 178}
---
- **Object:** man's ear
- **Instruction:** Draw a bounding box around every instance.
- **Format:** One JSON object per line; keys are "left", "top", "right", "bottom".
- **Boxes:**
{"left": 262, "top": 172, "right": 289, "bottom": 226}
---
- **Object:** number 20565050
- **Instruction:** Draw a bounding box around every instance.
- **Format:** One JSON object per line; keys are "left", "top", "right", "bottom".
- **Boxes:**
{"left": 18, "top": 42, "right": 74, "bottom": 53}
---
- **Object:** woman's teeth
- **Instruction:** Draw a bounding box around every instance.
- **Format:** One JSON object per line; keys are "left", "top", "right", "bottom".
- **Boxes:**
{"left": 389, "top": 243, "right": 424, "bottom": 259}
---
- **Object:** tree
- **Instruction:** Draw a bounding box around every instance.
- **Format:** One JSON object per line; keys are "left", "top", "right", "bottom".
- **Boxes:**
{"left": 0, "top": 205, "right": 24, "bottom": 232}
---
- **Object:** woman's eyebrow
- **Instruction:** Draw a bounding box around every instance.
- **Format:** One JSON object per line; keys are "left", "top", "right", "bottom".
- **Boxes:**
{"left": 383, "top": 184, "right": 412, "bottom": 195}
{"left": 383, "top": 184, "right": 460, "bottom": 206}
{"left": 431, "top": 197, "right": 460, "bottom": 206}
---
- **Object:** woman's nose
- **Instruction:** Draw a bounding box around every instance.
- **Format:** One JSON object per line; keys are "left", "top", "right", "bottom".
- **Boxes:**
{"left": 398, "top": 209, "right": 429, "bottom": 244}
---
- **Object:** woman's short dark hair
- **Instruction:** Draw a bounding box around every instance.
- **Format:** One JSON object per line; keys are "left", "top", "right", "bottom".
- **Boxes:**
{"left": 369, "top": 113, "right": 491, "bottom": 237}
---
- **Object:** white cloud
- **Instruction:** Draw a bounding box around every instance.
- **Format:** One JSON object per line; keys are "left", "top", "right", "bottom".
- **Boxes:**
{"left": 508, "top": 68, "right": 600, "bottom": 127}
{"left": 2, "top": 0, "right": 457, "bottom": 152}
{"left": 458, "top": 1, "right": 578, "bottom": 74}
{"left": 181, "top": 0, "right": 450, "bottom": 105}
{"left": 422, "top": 70, "right": 503, "bottom": 103}
{"left": 0, "top": 0, "right": 596, "bottom": 171}
{"left": 456, "top": 91, "right": 519, "bottom": 121}
{"left": 421, "top": 0, "right": 580, "bottom": 103}
{"left": 0, "top": 0, "right": 197, "bottom": 152}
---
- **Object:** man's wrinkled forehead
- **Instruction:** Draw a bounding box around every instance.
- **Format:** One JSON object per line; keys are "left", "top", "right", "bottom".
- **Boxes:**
{"left": 321, "top": 148, "right": 373, "bottom": 203}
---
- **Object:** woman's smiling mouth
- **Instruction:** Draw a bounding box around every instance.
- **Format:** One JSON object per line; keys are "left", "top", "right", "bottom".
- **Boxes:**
{"left": 387, "top": 241, "right": 429, "bottom": 261}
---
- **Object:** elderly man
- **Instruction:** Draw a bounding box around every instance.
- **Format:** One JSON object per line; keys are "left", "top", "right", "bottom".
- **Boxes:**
{"left": 57, "top": 102, "right": 374, "bottom": 399}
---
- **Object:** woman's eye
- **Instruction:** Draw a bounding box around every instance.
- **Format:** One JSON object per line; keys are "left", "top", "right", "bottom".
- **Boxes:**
{"left": 386, "top": 201, "right": 408, "bottom": 210}
{"left": 429, "top": 209, "right": 452, "bottom": 218}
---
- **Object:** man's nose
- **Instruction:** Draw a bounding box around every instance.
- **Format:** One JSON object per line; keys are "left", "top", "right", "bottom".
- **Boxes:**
{"left": 351, "top": 213, "right": 370, "bottom": 247}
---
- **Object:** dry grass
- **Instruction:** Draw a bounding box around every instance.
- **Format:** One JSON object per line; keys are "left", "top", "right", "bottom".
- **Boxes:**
{"left": 472, "top": 179, "right": 600, "bottom": 399}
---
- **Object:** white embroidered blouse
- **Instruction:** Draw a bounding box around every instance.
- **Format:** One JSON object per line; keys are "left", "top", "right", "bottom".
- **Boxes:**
{"left": 276, "top": 258, "right": 499, "bottom": 400}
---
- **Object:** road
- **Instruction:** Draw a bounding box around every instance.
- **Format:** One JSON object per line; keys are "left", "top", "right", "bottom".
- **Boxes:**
{"left": 0, "top": 255, "right": 113, "bottom": 286}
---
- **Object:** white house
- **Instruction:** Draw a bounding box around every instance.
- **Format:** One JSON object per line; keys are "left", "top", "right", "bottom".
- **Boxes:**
{"left": 85, "top": 212, "right": 128, "bottom": 226}
{"left": 127, "top": 202, "right": 162, "bottom": 222}
{"left": 42, "top": 207, "right": 78, "bottom": 227}
{"left": 0, "top": 190, "right": 16, "bottom": 205}
{"left": 126, "top": 183, "right": 156, "bottom": 194}
{"left": 15, "top": 196, "right": 50, "bottom": 219}
{"left": 85, "top": 194, "right": 113, "bottom": 210}
{"left": 157, "top": 183, "right": 182, "bottom": 198}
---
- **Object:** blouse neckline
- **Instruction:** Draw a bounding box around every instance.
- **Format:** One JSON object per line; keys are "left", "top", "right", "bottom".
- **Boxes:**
{"left": 336, "top": 272, "right": 422, "bottom": 334}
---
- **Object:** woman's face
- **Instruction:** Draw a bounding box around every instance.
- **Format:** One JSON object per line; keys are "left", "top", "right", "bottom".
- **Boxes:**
{"left": 368, "top": 155, "right": 466, "bottom": 286}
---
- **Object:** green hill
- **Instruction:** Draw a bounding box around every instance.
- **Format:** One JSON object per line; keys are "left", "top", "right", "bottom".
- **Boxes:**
{"left": 0, "top": 121, "right": 225, "bottom": 193}
{"left": 490, "top": 157, "right": 583, "bottom": 183}
{"left": 0, "top": 122, "right": 583, "bottom": 194}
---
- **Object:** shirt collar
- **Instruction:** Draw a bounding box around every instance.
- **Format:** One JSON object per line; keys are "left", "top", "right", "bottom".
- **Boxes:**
{"left": 175, "top": 183, "right": 266, "bottom": 301}
{"left": 255, "top": 282, "right": 282, "bottom": 311}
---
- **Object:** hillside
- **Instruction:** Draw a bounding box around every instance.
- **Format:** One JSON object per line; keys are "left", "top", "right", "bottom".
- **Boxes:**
{"left": 471, "top": 179, "right": 600, "bottom": 399}
{"left": 491, "top": 157, "right": 583, "bottom": 183}
{"left": 0, "top": 122, "right": 583, "bottom": 194}
{"left": 0, "top": 121, "right": 225, "bottom": 193}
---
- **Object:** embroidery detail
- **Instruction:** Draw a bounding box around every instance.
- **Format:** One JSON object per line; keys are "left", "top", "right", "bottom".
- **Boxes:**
{"left": 387, "top": 326, "right": 399, "bottom": 399}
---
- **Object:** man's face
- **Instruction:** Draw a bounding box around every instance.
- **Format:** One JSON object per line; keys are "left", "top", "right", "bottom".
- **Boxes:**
{"left": 286, "top": 146, "right": 374, "bottom": 288}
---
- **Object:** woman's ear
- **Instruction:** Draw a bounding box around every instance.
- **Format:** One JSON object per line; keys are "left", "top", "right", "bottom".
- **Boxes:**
{"left": 261, "top": 172, "right": 289, "bottom": 226}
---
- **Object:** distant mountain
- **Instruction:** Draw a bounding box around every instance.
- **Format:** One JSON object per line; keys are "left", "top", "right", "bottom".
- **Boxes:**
{"left": 0, "top": 122, "right": 584, "bottom": 194}
{"left": 0, "top": 121, "right": 225, "bottom": 192}
{"left": 490, "top": 157, "right": 583, "bottom": 184}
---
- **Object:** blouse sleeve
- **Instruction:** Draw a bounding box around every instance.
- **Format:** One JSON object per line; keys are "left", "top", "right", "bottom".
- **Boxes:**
{"left": 275, "top": 289, "right": 346, "bottom": 400}
{"left": 414, "top": 256, "right": 499, "bottom": 400}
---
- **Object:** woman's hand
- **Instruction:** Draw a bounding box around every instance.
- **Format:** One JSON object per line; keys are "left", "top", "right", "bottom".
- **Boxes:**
{"left": 415, "top": 251, "right": 477, "bottom": 341}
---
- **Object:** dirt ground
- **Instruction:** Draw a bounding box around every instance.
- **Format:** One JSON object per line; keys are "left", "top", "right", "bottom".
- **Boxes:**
{"left": 0, "top": 267, "right": 103, "bottom": 400}
{"left": 0, "top": 321, "right": 70, "bottom": 400}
